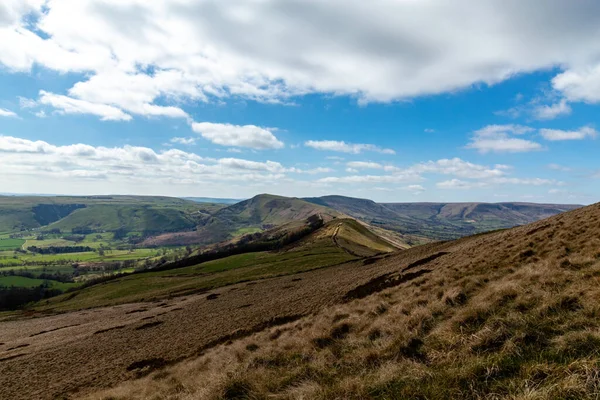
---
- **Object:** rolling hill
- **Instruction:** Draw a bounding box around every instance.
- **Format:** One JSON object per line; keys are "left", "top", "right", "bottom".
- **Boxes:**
{"left": 306, "top": 195, "right": 581, "bottom": 241}
{"left": 66, "top": 200, "right": 600, "bottom": 400}
{"left": 0, "top": 195, "right": 223, "bottom": 234}
{"left": 1, "top": 201, "right": 598, "bottom": 398}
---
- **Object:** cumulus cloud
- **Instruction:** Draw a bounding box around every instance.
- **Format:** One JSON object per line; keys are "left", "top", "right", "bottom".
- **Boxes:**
{"left": 0, "top": 135, "right": 290, "bottom": 188}
{"left": 39, "top": 91, "right": 132, "bottom": 121}
{"left": 4, "top": 1, "right": 600, "bottom": 120}
{"left": 539, "top": 126, "right": 597, "bottom": 141}
{"left": 553, "top": 66, "right": 600, "bottom": 103}
{"left": 532, "top": 99, "right": 572, "bottom": 120}
{"left": 191, "top": 122, "right": 284, "bottom": 149}
{"left": 319, "top": 157, "right": 559, "bottom": 191}
{"left": 466, "top": 124, "right": 542, "bottom": 153}
{"left": 0, "top": 108, "right": 17, "bottom": 118}
{"left": 305, "top": 140, "right": 395, "bottom": 154}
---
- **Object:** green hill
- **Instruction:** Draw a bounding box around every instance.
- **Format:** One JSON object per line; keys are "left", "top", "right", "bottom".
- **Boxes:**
{"left": 0, "top": 195, "right": 223, "bottom": 234}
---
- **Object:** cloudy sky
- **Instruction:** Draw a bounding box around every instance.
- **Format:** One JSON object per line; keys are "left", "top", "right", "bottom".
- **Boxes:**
{"left": 0, "top": 0, "right": 599, "bottom": 203}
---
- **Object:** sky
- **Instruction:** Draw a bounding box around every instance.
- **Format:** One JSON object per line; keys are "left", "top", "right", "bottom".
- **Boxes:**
{"left": 0, "top": 1, "right": 599, "bottom": 204}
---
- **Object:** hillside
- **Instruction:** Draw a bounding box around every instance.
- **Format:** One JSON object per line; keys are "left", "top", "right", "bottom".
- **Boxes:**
{"left": 143, "top": 194, "right": 344, "bottom": 246}
{"left": 64, "top": 202, "right": 600, "bottom": 400}
{"left": 28, "top": 218, "right": 396, "bottom": 312}
{"left": 0, "top": 195, "right": 222, "bottom": 234}
{"left": 307, "top": 195, "right": 581, "bottom": 241}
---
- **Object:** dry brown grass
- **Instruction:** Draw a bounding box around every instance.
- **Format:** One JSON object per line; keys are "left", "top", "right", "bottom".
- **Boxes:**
{"left": 85, "top": 203, "right": 600, "bottom": 400}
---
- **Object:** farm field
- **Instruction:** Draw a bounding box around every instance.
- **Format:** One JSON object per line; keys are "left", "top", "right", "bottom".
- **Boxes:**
{"left": 0, "top": 239, "right": 25, "bottom": 251}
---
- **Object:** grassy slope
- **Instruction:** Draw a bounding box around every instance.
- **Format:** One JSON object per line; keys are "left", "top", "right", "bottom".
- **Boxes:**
{"left": 90, "top": 202, "right": 600, "bottom": 400}
{"left": 34, "top": 219, "right": 395, "bottom": 312}
{"left": 48, "top": 205, "right": 198, "bottom": 233}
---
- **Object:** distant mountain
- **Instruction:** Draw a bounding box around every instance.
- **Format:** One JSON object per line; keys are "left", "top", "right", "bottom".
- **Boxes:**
{"left": 305, "top": 195, "right": 582, "bottom": 242}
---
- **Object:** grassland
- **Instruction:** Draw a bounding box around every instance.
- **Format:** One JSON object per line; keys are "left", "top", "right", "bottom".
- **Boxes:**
{"left": 78, "top": 202, "right": 600, "bottom": 400}
{"left": 0, "top": 238, "right": 25, "bottom": 251}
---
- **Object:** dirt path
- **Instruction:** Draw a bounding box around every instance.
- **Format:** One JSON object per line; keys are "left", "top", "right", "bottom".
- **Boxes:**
{"left": 0, "top": 241, "right": 450, "bottom": 399}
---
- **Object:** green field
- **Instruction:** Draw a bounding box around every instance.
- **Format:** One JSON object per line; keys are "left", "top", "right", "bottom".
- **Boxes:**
{"left": 0, "top": 238, "right": 25, "bottom": 251}
{"left": 37, "top": 239, "right": 358, "bottom": 312}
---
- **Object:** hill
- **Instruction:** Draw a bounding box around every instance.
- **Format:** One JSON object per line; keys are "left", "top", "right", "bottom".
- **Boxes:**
{"left": 143, "top": 194, "right": 345, "bottom": 246}
{"left": 53, "top": 202, "right": 600, "bottom": 400}
{"left": 27, "top": 218, "right": 397, "bottom": 312}
{"left": 306, "top": 195, "right": 581, "bottom": 241}
{"left": 0, "top": 195, "right": 223, "bottom": 234}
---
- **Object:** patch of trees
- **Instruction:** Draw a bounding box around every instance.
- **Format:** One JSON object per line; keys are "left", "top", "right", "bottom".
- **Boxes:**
{"left": 62, "top": 234, "right": 86, "bottom": 243}
{"left": 1, "top": 269, "right": 73, "bottom": 283}
{"left": 145, "top": 214, "right": 324, "bottom": 273}
{"left": 27, "top": 245, "right": 93, "bottom": 254}
{"left": 0, "top": 284, "right": 63, "bottom": 311}
{"left": 72, "top": 226, "right": 94, "bottom": 235}
{"left": 113, "top": 227, "right": 129, "bottom": 241}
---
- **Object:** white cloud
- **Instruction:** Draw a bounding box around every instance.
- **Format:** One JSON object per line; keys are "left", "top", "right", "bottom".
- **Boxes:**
{"left": 305, "top": 140, "right": 395, "bottom": 154}
{"left": 5, "top": 1, "right": 600, "bottom": 118}
{"left": 0, "top": 135, "right": 293, "bottom": 189}
{"left": 539, "top": 126, "right": 597, "bottom": 141}
{"left": 170, "top": 137, "right": 197, "bottom": 145}
{"left": 405, "top": 184, "right": 425, "bottom": 194}
{"left": 553, "top": 66, "right": 600, "bottom": 103}
{"left": 191, "top": 122, "right": 284, "bottom": 150}
{"left": 39, "top": 91, "right": 132, "bottom": 121}
{"left": 437, "top": 179, "right": 486, "bottom": 190}
{"left": 424, "top": 129, "right": 435, "bottom": 133}
{"left": 346, "top": 161, "right": 383, "bottom": 169}
{"left": 532, "top": 99, "right": 571, "bottom": 120}
{"left": 18, "top": 97, "right": 37, "bottom": 108}
{"left": 320, "top": 157, "right": 559, "bottom": 192}
{"left": 467, "top": 124, "right": 542, "bottom": 153}
{"left": 0, "top": 108, "right": 17, "bottom": 118}
{"left": 547, "top": 163, "right": 572, "bottom": 172}
{"left": 412, "top": 158, "right": 507, "bottom": 179}
{"left": 318, "top": 173, "right": 419, "bottom": 184}
{"left": 289, "top": 167, "right": 333, "bottom": 175}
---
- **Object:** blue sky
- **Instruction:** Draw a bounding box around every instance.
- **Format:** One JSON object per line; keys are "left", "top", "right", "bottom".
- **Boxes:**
{"left": 0, "top": 1, "right": 599, "bottom": 203}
